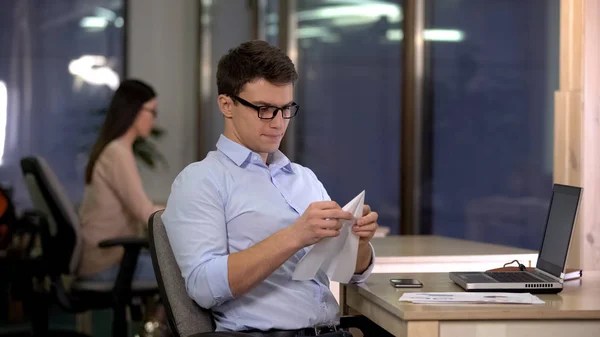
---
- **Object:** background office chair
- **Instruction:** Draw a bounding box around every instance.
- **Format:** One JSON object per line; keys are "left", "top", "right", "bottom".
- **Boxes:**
{"left": 148, "top": 210, "right": 390, "bottom": 337}
{"left": 20, "top": 156, "right": 158, "bottom": 337}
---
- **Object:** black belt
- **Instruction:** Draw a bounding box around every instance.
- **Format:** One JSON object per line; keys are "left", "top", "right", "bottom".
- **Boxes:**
{"left": 242, "top": 324, "right": 348, "bottom": 337}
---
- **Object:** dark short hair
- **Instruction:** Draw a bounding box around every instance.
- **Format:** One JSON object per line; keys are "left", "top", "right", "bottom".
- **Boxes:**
{"left": 216, "top": 40, "right": 298, "bottom": 96}
{"left": 85, "top": 79, "right": 156, "bottom": 184}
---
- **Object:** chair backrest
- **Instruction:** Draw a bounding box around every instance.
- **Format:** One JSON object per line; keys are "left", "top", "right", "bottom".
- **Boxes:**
{"left": 148, "top": 210, "right": 215, "bottom": 337}
{"left": 20, "top": 156, "right": 82, "bottom": 275}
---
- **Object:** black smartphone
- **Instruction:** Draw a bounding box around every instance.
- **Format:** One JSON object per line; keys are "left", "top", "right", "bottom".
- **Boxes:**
{"left": 390, "top": 278, "right": 423, "bottom": 288}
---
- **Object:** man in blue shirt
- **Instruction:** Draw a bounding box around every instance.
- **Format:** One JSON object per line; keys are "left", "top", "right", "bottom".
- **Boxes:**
{"left": 162, "top": 40, "right": 379, "bottom": 336}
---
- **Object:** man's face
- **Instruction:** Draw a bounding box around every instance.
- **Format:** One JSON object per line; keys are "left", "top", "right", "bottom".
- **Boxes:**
{"left": 221, "top": 78, "right": 294, "bottom": 157}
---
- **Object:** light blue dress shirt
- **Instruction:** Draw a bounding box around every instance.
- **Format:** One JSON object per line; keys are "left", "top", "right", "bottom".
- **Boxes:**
{"left": 162, "top": 135, "right": 374, "bottom": 332}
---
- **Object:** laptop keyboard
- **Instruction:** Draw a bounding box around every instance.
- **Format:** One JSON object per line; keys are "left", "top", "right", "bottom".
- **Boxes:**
{"left": 485, "top": 272, "right": 544, "bottom": 283}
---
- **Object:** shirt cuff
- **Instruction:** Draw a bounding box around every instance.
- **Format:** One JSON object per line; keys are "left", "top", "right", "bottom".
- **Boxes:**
{"left": 349, "top": 243, "right": 375, "bottom": 284}
{"left": 192, "top": 255, "right": 234, "bottom": 307}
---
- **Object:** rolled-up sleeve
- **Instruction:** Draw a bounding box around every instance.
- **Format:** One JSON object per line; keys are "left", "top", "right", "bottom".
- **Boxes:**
{"left": 349, "top": 243, "right": 375, "bottom": 283}
{"left": 161, "top": 164, "right": 233, "bottom": 309}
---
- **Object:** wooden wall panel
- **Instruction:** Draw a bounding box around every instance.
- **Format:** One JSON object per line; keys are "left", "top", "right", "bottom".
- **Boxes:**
{"left": 555, "top": 0, "right": 600, "bottom": 270}
{"left": 581, "top": 0, "right": 600, "bottom": 270}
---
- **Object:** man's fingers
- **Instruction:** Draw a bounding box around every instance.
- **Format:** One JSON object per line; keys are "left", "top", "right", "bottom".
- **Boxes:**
{"left": 310, "top": 200, "right": 341, "bottom": 210}
{"left": 356, "top": 212, "right": 378, "bottom": 226}
{"left": 354, "top": 222, "right": 377, "bottom": 231}
{"left": 362, "top": 204, "right": 371, "bottom": 216}
{"left": 353, "top": 223, "right": 377, "bottom": 237}
{"left": 318, "top": 209, "right": 353, "bottom": 220}
{"left": 317, "top": 219, "right": 342, "bottom": 230}
{"left": 317, "top": 229, "right": 341, "bottom": 238}
{"left": 353, "top": 230, "right": 374, "bottom": 238}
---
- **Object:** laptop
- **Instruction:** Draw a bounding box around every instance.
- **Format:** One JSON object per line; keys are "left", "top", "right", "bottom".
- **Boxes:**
{"left": 449, "top": 183, "right": 582, "bottom": 294}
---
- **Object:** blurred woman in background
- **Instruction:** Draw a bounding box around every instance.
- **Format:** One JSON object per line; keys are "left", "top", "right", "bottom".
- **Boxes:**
{"left": 78, "top": 78, "right": 163, "bottom": 282}
{"left": 78, "top": 79, "right": 167, "bottom": 336}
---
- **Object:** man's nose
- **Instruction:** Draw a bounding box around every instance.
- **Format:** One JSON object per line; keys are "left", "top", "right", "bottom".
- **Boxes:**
{"left": 269, "top": 110, "right": 285, "bottom": 128}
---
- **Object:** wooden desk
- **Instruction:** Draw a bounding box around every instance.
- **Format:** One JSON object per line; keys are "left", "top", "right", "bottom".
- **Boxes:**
{"left": 342, "top": 272, "right": 600, "bottom": 337}
{"left": 331, "top": 236, "right": 538, "bottom": 302}
{"left": 371, "top": 235, "right": 538, "bottom": 273}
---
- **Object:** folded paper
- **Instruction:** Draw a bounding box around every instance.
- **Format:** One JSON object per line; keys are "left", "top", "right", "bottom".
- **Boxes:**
{"left": 292, "top": 191, "right": 365, "bottom": 284}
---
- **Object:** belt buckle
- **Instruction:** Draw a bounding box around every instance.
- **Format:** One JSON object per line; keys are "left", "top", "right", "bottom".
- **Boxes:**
{"left": 313, "top": 324, "right": 337, "bottom": 335}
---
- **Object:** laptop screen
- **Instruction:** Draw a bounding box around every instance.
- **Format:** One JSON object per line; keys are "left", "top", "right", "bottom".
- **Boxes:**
{"left": 536, "top": 184, "right": 582, "bottom": 278}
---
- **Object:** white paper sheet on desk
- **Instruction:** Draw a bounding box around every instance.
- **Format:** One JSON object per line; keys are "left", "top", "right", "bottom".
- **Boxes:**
{"left": 292, "top": 191, "right": 365, "bottom": 284}
{"left": 399, "top": 292, "right": 545, "bottom": 305}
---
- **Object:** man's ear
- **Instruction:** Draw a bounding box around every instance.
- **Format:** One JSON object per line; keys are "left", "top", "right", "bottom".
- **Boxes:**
{"left": 218, "top": 94, "right": 234, "bottom": 118}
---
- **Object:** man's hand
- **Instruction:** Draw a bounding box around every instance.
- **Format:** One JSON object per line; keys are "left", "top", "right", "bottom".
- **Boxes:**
{"left": 229, "top": 201, "right": 352, "bottom": 298}
{"left": 353, "top": 204, "right": 378, "bottom": 244}
{"left": 289, "top": 201, "right": 354, "bottom": 249}
{"left": 353, "top": 204, "right": 378, "bottom": 274}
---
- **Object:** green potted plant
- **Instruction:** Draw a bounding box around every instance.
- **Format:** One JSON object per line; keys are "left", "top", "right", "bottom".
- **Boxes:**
{"left": 133, "top": 126, "right": 167, "bottom": 169}
{"left": 85, "top": 107, "right": 167, "bottom": 169}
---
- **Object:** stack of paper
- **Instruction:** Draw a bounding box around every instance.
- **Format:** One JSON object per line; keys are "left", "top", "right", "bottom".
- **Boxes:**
{"left": 399, "top": 292, "right": 545, "bottom": 305}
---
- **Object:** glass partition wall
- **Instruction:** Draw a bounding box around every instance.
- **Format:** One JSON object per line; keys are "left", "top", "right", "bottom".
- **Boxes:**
{"left": 201, "top": 0, "right": 559, "bottom": 248}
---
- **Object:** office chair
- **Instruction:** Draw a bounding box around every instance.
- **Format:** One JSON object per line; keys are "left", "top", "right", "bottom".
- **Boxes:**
{"left": 148, "top": 210, "right": 391, "bottom": 337}
{"left": 20, "top": 156, "right": 159, "bottom": 337}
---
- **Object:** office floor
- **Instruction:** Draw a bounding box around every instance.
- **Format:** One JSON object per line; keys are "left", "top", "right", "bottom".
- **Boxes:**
{"left": 0, "top": 306, "right": 129, "bottom": 337}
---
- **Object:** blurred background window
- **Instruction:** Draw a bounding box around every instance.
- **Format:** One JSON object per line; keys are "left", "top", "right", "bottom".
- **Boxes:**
{"left": 0, "top": 0, "right": 125, "bottom": 208}
{"left": 0, "top": 0, "right": 560, "bottom": 249}
{"left": 260, "top": 0, "right": 559, "bottom": 247}
{"left": 265, "top": 0, "right": 403, "bottom": 234}
{"left": 423, "top": 0, "right": 559, "bottom": 249}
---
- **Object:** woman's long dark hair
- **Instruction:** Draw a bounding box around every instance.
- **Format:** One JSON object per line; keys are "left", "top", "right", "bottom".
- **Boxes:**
{"left": 85, "top": 79, "right": 156, "bottom": 184}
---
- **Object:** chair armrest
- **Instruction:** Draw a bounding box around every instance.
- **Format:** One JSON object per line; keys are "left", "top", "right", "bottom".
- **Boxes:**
{"left": 98, "top": 236, "right": 149, "bottom": 249}
{"left": 98, "top": 236, "right": 153, "bottom": 303}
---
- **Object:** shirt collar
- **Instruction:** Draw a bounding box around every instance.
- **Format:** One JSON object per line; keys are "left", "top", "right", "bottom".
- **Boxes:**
{"left": 267, "top": 151, "right": 294, "bottom": 173}
{"left": 216, "top": 134, "right": 294, "bottom": 173}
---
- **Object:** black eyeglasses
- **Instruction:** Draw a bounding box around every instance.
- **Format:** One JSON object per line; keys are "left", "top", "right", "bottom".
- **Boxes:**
{"left": 229, "top": 95, "right": 300, "bottom": 120}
